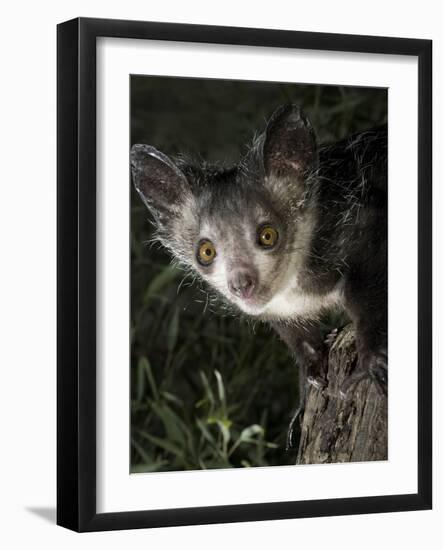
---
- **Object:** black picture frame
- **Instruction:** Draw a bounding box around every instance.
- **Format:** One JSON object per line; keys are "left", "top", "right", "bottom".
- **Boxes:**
{"left": 57, "top": 17, "right": 432, "bottom": 532}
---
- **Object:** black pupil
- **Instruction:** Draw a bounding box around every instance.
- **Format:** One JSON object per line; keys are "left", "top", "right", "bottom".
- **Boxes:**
{"left": 264, "top": 232, "right": 271, "bottom": 240}
{"left": 205, "top": 247, "right": 211, "bottom": 256}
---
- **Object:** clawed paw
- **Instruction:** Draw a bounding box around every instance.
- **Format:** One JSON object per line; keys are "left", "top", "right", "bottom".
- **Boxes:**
{"left": 341, "top": 352, "right": 387, "bottom": 398}
{"left": 307, "top": 375, "right": 327, "bottom": 390}
{"left": 324, "top": 328, "right": 339, "bottom": 346}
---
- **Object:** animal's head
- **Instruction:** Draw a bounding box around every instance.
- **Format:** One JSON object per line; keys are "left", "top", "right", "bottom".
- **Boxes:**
{"left": 131, "top": 105, "right": 318, "bottom": 317}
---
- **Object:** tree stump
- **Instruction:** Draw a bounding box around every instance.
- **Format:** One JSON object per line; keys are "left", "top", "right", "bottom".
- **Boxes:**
{"left": 296, "top": 324, "right": 387, "bottom": 464}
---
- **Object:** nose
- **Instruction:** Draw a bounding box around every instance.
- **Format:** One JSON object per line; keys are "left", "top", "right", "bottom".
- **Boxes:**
{"left": 228, "top": 270, "right": 257, "bottom": 299}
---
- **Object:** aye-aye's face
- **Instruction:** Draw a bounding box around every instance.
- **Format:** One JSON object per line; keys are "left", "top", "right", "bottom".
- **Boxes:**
{"left": 131, "top": 104, "right": 318, "bottom": 317}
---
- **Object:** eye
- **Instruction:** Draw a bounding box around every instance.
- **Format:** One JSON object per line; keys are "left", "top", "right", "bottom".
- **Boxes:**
{"left": 258, "top": 226, "right": 278, "bottom": 248}
{"left": 197, "top": 239, "right": 216, "bottom": 265}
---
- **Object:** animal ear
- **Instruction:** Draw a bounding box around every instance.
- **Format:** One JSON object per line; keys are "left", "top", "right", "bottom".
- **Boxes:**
{"left": 131, "top": 144, "right": 190, "bottom": 219}
{"left": 263, "top": 105, "right": 317, "bottom": 182}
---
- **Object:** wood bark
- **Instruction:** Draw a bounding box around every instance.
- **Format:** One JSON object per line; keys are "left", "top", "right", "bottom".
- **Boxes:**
{"left": 296, "top": 324, "right": 387, "bottom": 464}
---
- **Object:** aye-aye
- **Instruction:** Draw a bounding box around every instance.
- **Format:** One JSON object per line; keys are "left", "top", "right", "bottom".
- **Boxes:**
{"left": 131, "top": 104, "right": 387, "bottom": 449}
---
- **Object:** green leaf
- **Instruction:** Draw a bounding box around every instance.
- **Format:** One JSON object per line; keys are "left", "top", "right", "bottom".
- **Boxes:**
{"left": 138, "top": 356, "right": 158, "bottom": 401}
{"left": 137, "top": 430, "right": 185, "bottom": 459}
{"left": 207, "top": 417, "right": 231, "bottom": 455}
{"left": 228, "top": 424, "right": 264, "bottom": 457}
{"left": 217, "top": 420, "right": 231, "bottom": 450}
{"left": 136, "top": 358, "right": 145, "bottom": 403}
{"left": 143, "top": 265, "right": 181, "bottom": 304}
{"left": 214, "top": 369, "right": 227, "bottom": 418}
{"left": 214, "top": 370, "right": 225, "bottom": 405}
{"left": 131, "top": 461, "right": 169, "bottom": 473}
{"left": 167, "top": 308, "right": 180, "bottom": 353}
{"left": 162, "top": 391, "right": 183, "bottom": 406}
{"left": 149, "top": 400, "right": 189, "bottom": 447}
{"left": 196, "top": 417, "right": 216, "bottom": 446}
{"left": 199, "top": 371, "right": 215, "bottom": 409}
{"left": 131, "top": 437, "right": 152, "bottom": 464}
{"left": 239, "top": 424, "right": 263, "bottom": 442}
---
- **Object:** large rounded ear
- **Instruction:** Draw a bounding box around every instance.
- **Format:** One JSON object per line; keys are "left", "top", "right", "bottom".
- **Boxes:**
{"left": 263, "top": 105, "right": 317, "bottom": 184}
{"left": 131, "top": 144, "right": 190, "bottom": 220}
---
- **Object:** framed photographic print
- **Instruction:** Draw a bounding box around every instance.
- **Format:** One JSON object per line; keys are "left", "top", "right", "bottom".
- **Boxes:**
{"left": 57, "top": 17, "right": 432, "bottom": 531}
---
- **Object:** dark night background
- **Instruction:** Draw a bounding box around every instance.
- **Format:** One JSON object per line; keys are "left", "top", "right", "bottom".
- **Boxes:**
{"left": 130, "top": 76, "right": 387, "bottom": 473}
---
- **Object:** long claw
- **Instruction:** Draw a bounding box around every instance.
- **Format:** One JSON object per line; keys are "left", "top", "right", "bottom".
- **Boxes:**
{"left": 341, "top": 353, "right": 388, "bottom": 397}
{"left": 286, "top": 404, "right": 304, "bottom": 450}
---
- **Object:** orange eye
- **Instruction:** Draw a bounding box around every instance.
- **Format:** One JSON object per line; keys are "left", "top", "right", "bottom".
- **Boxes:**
{"left": 258, "top": 226, "right": 278, "bottom": 247}
{"left": 197, "top": 240, "right": 216, "bottom": 265}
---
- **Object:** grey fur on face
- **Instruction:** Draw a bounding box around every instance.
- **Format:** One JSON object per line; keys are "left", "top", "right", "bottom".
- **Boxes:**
{"left": 131, "top": 105, "right": 319, "bottom": 319}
